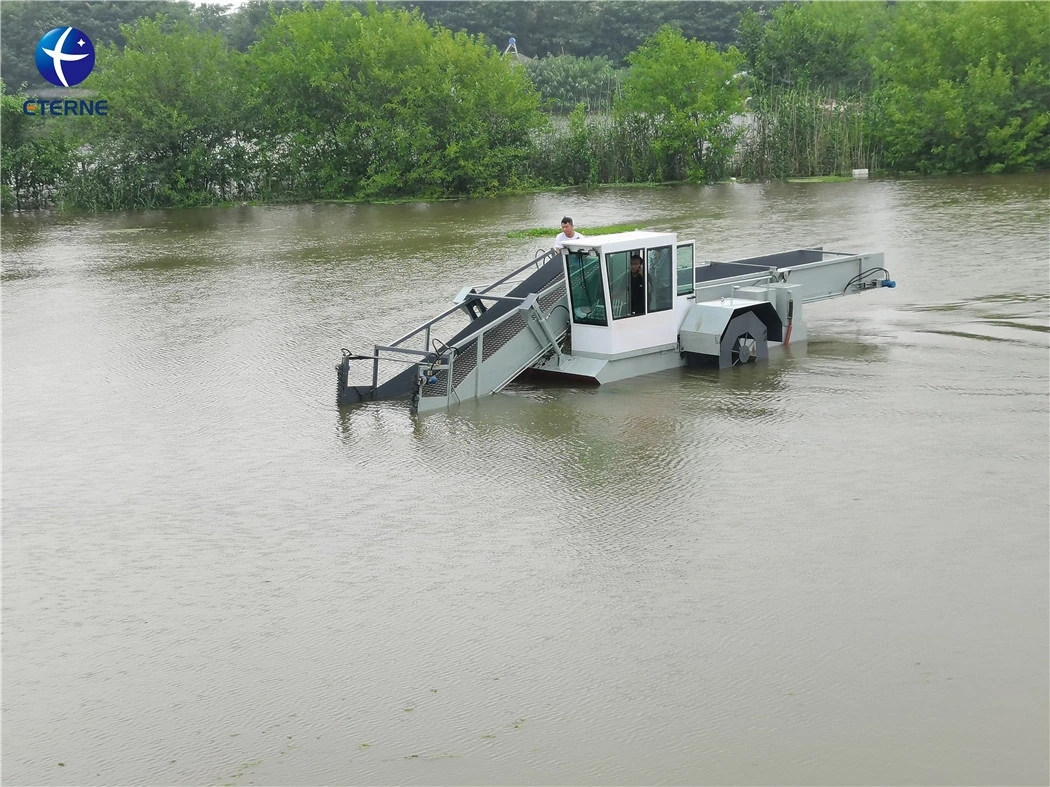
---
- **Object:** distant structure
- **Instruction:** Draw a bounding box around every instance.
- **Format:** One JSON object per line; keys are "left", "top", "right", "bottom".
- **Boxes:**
{"left": 501, "top": 37, "right": 532, "bottom": 65}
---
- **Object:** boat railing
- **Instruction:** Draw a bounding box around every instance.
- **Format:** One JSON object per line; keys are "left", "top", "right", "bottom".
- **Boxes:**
{"left": 412, "top": 273, "right": 570, "bottom": 407}
{"left": 386, "top": 248, "right": 556, "bottom": 353}
{"left": 354, "top": 248, "right": 559, "bottom": 394}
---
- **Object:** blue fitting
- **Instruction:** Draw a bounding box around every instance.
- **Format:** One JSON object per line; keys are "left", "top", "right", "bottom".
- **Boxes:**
{"left": 427, "top": 375, "right": 439, "bottom": 384}
{"left": 880, "top": 279, "right": 896, "bottom": 288}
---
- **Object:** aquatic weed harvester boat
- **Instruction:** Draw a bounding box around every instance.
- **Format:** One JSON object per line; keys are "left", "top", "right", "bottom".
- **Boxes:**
{"left": 336, "top": 231, "right": 895, "bottom": 414}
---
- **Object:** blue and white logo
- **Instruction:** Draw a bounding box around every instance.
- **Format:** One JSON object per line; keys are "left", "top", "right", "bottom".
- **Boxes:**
{"left": 35, "top": 27, "right": 95, "bottom": 88}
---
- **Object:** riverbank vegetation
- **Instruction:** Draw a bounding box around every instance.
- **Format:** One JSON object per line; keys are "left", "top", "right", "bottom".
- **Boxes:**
{"left": 2, "top": 0, "right": 1046, "bottom": 212}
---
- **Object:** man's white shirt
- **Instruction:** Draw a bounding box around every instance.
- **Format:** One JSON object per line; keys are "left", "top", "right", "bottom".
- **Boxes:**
{"left": 554, "top": 231, "right": 585, "bottom": 251}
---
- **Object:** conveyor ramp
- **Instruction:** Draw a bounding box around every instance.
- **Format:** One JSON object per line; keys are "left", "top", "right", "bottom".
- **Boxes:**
{"left": 338, "top": 251, "right": 570, "bottom": 414}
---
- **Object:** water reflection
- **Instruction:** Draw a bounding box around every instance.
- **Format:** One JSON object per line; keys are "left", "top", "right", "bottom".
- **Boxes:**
{"left": 332, "top": 335, "right": 891, "bottom": 499}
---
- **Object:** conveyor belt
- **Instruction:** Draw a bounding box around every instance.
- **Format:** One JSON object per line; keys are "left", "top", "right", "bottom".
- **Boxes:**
{"left": 360, "top": 254, "right": 566, "bottom": 402}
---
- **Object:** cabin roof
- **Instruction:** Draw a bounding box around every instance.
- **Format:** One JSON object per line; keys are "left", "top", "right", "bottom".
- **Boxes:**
{"left": 563, "top": 229, "right": 675, "bottom": 247}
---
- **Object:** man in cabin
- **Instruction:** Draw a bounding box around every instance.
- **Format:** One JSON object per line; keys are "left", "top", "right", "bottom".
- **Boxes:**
{"left": 553, "top": 217, "right": 584, "bottom": 252}
{"left": 630, "top": 254, "right": 647, "bottom": 315}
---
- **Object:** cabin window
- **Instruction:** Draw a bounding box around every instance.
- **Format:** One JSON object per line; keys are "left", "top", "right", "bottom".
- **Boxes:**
{"left": 605, "top": 250, "right": 641, "bottom": 320}
{"left": 647, "top": 246, "right": 673, "bottom": 312}
{"left": 565, "top": 250, "right": 607, "bottom": 326}
{"left": 676, "top": 242, "right": 694, "bottom": 295}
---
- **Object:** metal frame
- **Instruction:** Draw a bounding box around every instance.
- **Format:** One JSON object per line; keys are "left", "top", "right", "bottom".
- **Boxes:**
{"left": 352, "top": 250, "right": 557, "bottom": 396}
{"left": 413, "top": 275, "right": 570, "bottom": 413}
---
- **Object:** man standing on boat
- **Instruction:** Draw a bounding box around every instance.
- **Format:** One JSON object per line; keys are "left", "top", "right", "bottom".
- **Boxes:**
{"left": 554, "top": 217, "right": 584, "bottom": 252}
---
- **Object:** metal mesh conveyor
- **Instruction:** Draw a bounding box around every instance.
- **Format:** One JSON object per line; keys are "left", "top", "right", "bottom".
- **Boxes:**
{"left": 339, "top": 251, "right": 570, "bottom": 412}
{"left": 421, "top": 258, "right": 567, "bottom": 402}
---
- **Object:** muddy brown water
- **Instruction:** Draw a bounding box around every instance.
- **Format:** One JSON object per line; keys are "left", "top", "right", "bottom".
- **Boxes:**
{"left": 3, "top": 174, "right": 1048, "bottom": 785}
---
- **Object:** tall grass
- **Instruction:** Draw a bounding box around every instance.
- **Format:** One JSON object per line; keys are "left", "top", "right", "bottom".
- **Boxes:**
{"left": 529, "top": 86, "right": 885, "bottom": 188}
{"left": 734, "top": 87, "right": 883, "bottom": 179}
{"left": 531, "top": 107, "right": 666, "bottom": 186}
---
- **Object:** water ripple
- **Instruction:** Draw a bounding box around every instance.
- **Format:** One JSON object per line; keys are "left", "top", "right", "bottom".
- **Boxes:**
{"left": 3, "top": 179, "right": 1048, "bottom": 787}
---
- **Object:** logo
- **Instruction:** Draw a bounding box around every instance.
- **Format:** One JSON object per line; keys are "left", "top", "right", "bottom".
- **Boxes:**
{"left": 22, "top": 98, "right": 107, "bottom": 117}
{"left": 35, "top": 27, "right": 95, "bottom": 87}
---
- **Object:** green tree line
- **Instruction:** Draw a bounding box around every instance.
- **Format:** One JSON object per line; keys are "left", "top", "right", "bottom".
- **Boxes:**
{"left": 0, "top": 0, "right": 765, "bottom": 89}
{"left": 737, "top": 0, "right": 1050, "bottom": 176}
{"left": 2, "top": 1, "right": 1047, "bottom": 212}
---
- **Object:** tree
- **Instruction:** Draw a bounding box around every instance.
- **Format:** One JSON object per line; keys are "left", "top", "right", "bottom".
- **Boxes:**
{"left": 615, "top": 25, "right": 746, "bottom": 181}
{"left": 525, "top": 55, "right": 622, "bottom": 113}
{"left": 246, "top": 3, "right": 543, "bottom": 199}
{"left": 68, "top": 15, "right": 248, "bottom": 209}
{"left": 1, "top": 81, "right": 75, "bottom": 210}
{"left": 871, "top": 1, "right": 1050, "bottom": 173}
{"left": 399, "top": 1, "right": 768, "bottom": 63}
{"left": 223, "top": 0, "right": 326, "bottom": 52}
{"left": 738, "top": 1, "right": 886, "bottom": 94}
